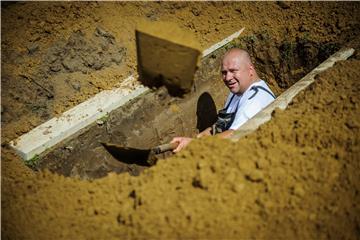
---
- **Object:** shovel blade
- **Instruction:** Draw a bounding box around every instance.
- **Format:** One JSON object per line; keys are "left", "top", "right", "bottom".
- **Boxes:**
{"left": 136, "top": 21, "right": 201, "bottom": 96}
{"left": 101, "top": 142, "right": 153, "bottom": 166}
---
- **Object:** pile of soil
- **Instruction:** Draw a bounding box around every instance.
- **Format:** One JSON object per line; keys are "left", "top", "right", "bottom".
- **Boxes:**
{"left": 1, "top": 2, "right": 360, "bottom": 239}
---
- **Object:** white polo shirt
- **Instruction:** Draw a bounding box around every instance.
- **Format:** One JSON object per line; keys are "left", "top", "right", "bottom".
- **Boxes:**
{"left": 224, "top": 80, "right": 275, "bottom": 130}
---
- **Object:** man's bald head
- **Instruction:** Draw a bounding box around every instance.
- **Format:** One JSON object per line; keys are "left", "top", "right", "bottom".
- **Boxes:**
{"left": 221, "top": 48, "right": 259, "bottom": 95}
{"left": 222, "top": 48, "right": 253, "bottom": 67}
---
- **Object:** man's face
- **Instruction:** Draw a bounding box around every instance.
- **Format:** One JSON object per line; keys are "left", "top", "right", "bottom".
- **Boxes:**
{"left": 221, "top": 55, "right": 252, "bottom": 94}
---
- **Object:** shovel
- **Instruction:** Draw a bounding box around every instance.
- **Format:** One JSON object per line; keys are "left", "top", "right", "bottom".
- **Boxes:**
{"left": 101, "top": 142, "right": 178, "bottom": 166}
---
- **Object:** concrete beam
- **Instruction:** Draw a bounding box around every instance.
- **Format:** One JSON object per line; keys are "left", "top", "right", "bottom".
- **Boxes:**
{"left": 10, "top": 76, "right": 148, "bottom": 161}
{"left": 230, "top": 47, "right": 355, "bottom": 141}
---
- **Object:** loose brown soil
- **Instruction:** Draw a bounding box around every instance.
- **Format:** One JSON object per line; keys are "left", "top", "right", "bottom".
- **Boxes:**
{"left": 1, "top": 2, "right": 360, "bottom": 239}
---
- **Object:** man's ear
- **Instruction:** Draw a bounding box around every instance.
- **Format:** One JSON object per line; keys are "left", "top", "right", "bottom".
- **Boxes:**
{"left": 248, "top": 64, "right": 255, "bottom": 76}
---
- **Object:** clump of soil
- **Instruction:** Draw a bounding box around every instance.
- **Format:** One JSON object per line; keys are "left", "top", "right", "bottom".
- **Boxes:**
{"left": 42, "top": 27, "right": 125, "bottom": 75}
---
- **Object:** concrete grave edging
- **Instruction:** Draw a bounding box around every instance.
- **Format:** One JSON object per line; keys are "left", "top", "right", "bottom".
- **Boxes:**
{"left": 10, "top": 28, "right": 246, "bottom": 161}
{"left": 230, "top": 47, "right": 355, "bottom": 141}
{"left": 9, "top": 76, "right": 148, "bottom": 160}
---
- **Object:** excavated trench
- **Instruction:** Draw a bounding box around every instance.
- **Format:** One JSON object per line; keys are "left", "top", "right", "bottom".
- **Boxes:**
{"left": 33, "top": 33, "right": 340, "bottom": 179}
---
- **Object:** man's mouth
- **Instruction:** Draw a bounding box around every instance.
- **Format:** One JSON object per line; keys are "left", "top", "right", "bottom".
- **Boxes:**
{"left": 227, "top": 81, "right": 237, "bottom": 87}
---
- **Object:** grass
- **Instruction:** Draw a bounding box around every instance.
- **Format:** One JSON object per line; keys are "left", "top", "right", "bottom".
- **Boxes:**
{"left": 242, "top": 34, "right": 258, "bottom": 44}
{"left": 280, "top": 41, "right": 296, "bottom": 61}
{"left": 98, "top": 113, "right": 109, "bottom": 122}
{"left": 224, "top": 35, "right": 253, "bottom": 52}
{"left": 96, "top": 113, "right": 109, "bottom": 125}
{"left": 25, "top": 154, "right": 40, "bottom": 168}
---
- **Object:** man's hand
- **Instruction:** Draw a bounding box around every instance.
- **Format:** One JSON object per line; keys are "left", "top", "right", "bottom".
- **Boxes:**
{"left": 170, "top": 137, "right": 193, "bottom": 153}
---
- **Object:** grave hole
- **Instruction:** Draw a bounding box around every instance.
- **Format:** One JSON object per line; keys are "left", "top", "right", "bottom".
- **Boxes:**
{"left": 31, "top": 33, "right": 340, "bottom": 179}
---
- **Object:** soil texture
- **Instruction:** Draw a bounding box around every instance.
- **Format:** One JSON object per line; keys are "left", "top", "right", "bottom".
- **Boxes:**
{"left": 1, "top": 2, "right": 360, "bottom": 239}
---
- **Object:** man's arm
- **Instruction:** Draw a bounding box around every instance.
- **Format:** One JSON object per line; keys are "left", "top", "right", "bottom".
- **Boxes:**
{"left": 215, "top": 129, "right": 234, "bottom": 138}
{"left": 196, "top": 127, "right": 212, "bottom": 138}
{"left": 197, "top": 127, "right": 235, "bottom": 139}
{"left": 171, "top": 127, "right": 211, "bottom": 153}
{"left": 171, "top": 129, "right": 234, "bottom": 153}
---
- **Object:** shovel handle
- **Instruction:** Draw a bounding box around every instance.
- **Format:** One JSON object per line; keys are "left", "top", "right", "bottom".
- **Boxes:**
{"left": 152, "top": 142, "right": 179, "bottom": 154}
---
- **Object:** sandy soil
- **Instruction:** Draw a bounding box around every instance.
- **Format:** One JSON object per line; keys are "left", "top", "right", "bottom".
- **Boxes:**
{"left": 1, "top": 2, "right": 360, "bottom": 239}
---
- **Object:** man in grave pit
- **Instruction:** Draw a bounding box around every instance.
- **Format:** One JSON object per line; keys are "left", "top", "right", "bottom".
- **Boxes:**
{"left": 171, "top": 48, "right": 276, "bottom": 152}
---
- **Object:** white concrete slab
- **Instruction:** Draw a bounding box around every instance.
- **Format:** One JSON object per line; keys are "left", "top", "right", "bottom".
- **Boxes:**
{"left": 10, "top": 76, "right": 148, "bottom": 160}
{"left": 10, "top": 28, "right": 246, "bottom": 161}
{"left": 230, "top": 48, "right": 355, "bottom": 141}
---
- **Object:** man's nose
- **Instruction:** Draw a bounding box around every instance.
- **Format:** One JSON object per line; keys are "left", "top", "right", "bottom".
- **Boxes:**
{"left": 224, "top": 72, "right": 233, "bottom": 81}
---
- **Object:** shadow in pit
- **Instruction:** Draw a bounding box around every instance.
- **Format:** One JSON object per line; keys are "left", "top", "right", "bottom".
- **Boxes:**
{"left": 196, "top": 92, "right": 218, "bottom": 132}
